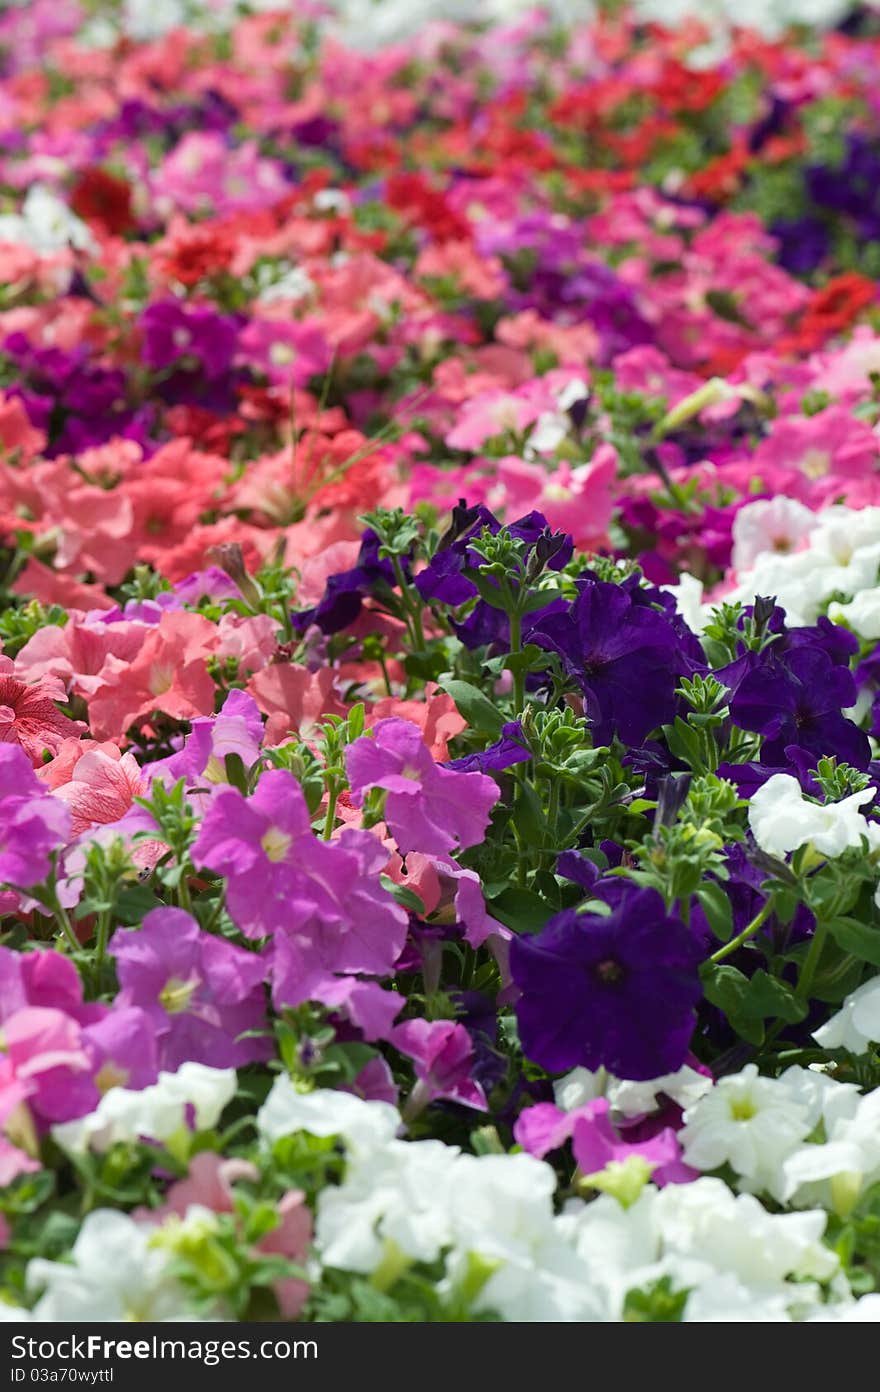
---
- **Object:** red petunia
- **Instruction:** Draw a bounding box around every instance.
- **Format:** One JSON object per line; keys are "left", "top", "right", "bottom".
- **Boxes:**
{"left": 0, "top": 660, "right": 85, "bottom": 767}
{"left": 69, "top": 168, "right": 135, "bottom": 237}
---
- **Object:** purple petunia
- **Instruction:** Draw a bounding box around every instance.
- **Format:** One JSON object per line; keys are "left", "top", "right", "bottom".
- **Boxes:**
{"left": 190, "top": 769, "right": 409, "bottom": 1005}
{"left": 141, "top": 300, "right": 240, "bottom": 380}
{"left": 0, "top": 745, "right": 70, "bottom": 890}
{"left": 413, "top": 502, "right": 572, "bottom": 650}
{"left": 510, "top": 880, "right": 704, "bottom": 1081}
{"left": 726, "top": 643, "right": 870, "bottom": 771}
{"left": 291, "top": 528, "right": 402, "bottom": 635}
{"left": 109, "top": 907, "right": 270, "bottom": 1071}
{"left": 443, "top": 720, "right": 531, "bottom": 774}
{"left": 158, "top": 688, "right": 264, "bottom": 790}
{"left": 345, "top": 717, "right": 500, "bottom": 856}
{"left": 530, "top": 579, "right": 690, "bottom": 746}
{"left": 390, "top": 1018, "right": 487, "bottom": 1112}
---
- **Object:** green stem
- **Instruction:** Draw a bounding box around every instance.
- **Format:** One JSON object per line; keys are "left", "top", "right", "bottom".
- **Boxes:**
{"left": 511, "top": 814, "right": 529, "bottom": 887}
{"left": 94, "top": 907, "right": 112, "bottom": 968}
{"left": 176, "top": 872, "right": 193, "bottom": 915}
{"left": 796, "top": 918, "right": 830, "bottom": 1002}
{"left": 34, "top": 891, "right": 79, "bottom": 954}
{"left": 391, "top": 555, "right": 425, "bottom": 651}
{"left": 560, "top": 796, "right": 606, "bottom": 851}
{"left": 710, "top": 899, "right": 774, "bottom": 964}
{"left": 202, "top": 891, "right": 228, "bottom": 936}
{"left": 377, "top": 651, "right": 393, "bottom": 697}
{"left": 541, "top": 779, "right": 561, "bottom": 870}
{"left": 509, "top": 608, "right": 524, "bottom": 715}
{"left": 277, "top": 596, "right": 294, "bottom": 643}
{"left": 323, "top": 781, "right": 339, "bottom": 840}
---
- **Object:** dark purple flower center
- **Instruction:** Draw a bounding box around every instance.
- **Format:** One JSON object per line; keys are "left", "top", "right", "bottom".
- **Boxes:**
{"left": 594, "top": 958, "right": 625, "bottom": 986}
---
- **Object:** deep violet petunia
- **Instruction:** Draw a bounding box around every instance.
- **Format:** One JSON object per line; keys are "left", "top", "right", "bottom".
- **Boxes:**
{"left": 510, "top": 880, "right": 703, "bottom": 1082}
{"left": 529, "top": 579, "right": 690, "bottom": 746}
{"left": 414, "top": 501, "right": 572, "bottom": 608}
{"left": 727, "top": 644, "right": 871, "bottom": 770}
{"left": 443, "top": 720, "right": 531, "bottom": 773}
{"left": 290, "top": 528, "right": 403, "bottom": 635}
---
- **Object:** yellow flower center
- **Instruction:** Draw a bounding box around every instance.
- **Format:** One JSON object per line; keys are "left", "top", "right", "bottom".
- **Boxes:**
{"left": 729, "top": 1097, "right": 757, "bottom": 1122}
{"left": 95, "top": 1062, "right": 129, "bottom": 1095}
{"left": 148, "top": 664, "right": 175, "bottom": 696}
{"left": 801, "top": 448, "right": 831, "bottom": 480}
{"left": 159, "top": 976, "right": 198, "bottom": 1015}
{"left": 269, "top": 341, "right": 295, "bottom": 366}
{"left": 261, "top": 826, "right": 292, "bottom": 862}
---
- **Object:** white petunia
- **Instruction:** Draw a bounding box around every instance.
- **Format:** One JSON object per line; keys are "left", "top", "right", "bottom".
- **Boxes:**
{"left": 27, "top": 1212, "right": 190, "bottom": 1322}
{"left": 679, "top": 1064, "right": 813, "bottom": 1193}
{"left": 809, "top": 1293, "right": 880, "bottom": 1321}
{"left": 316, "top": 1139, "right": 461, "bottom": 1273}
{"left": 552, "top": 1063, "right": 712, "bottom": 1121}
{"left": 257, "top": 1078, "right": 400, "bottom": 1155}
{"left": 51, "top": 1064, "right": 237, "bottom": 1155}
{"left": 607, "top": 1065, "right": 713, "bottom": 1120}
{"left": 682, "top": 1273, "right": 794, "bottom": 1323}
{"left": 731, "top": 497, "right": 817, "bottom": 574}
{"left": 563, "top": 1188, "right": 664, "bottom": 1319}
{"left": 0, "top": 186, "right": 96, "bottom": 256}
{"left": 781, "top": 1088, "right": 880, "bottom": 1211}
{"left": 776, "top": 1065, "right": 862, "bottom": 1133}
{"left": 814, "top": 977, "right": 880, "bottom": 1055}
{"left": 654, "top": 1177, "right": 837, "bottom": 1287}
{"left": 254, "top": 262, "right": 314, "bottom": 304}
{"left": 829, "top": 589, "right": 880, "bottom": 641}
{"left": 445, "top": 1153, "right": 606, "bottom": 1322}
{"left": 552, "top": 1066, "right": 607, "bottom": 1111}
{"left": 748, "top": 774, "right": 880, "bottom": 860}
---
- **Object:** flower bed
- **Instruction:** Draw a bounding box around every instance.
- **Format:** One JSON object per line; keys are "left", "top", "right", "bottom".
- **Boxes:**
{"left": 2, "top": 0, "right": 880, "bottom": 1324}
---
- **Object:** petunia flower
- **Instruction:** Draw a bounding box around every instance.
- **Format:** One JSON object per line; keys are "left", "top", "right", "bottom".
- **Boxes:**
{"left": 109, "top": 908, "right": 271, "bottom": 1071}
{"left": 345, "top": 716, "right": 500, "bottom": 856}
{"left": 511, "top": 880, "right": 704, "bottom": 1081}
{"left": 191, "top": 769, "right": 408, "bottom": 1001}
{"left": 530, "top": 579, "right": 690, "bottom": 746}
{"left": 727, "top": 644, "right": 870, "bottom": 771}
{"left": 0, "top": 745, "right": 71, "bottom": 889}
{"left": 0, "top": 658, "right": 84, "bottom": 766}
{"left": 391, "top": 1018, "right": 488, "bottom": 1113}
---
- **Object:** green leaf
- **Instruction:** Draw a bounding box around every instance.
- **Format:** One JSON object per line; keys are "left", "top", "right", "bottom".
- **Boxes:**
{"left": 521, "top": 586, "right": 566, "bottom": 613}
{"left": 379, "top": 875, "right": 426, "bottom": 916}
{"left": 700, "top": 962, "right": 763, "bottom": 1045}
{"left": 114, "top": 882, "right": 164, "bottom": 923}
{"left": 828, "top": 916, "right": 880, "bottom": 970}
{"left": 694, "top": 881, "right": 734, "bottom": 942}
{"left": 222, "top": 752, "right": 249, "bottom": 794}
{"left": 439, "top": 680, "right": 505, "bottom": 738}
{"left": 739, "top": 969, "right": 807, "bottom": 1025}
{"left": 623, "top": 1277, "right": 689, "bottom": 1323}
{"left": 488, "top": 887, "right": 552, "bottom": 935}
{"left": 513, "top": 781, "right": 547, "bottom": 844}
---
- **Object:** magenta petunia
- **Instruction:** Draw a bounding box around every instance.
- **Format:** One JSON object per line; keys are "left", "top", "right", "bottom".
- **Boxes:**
{"left": 0, "top": 745, "right": 70, "bottom": 891}
{"left": 391, "top": 1017, "right": 487, "bottom": 1112}
{"left": 109, "top": 907, "right": 271, "bottom": 1071}
{"left": 345, "top": 717, "right": 500, "bottom": 856}
{"left": 190, "top": 770, "right": 409, "bottom": 1004}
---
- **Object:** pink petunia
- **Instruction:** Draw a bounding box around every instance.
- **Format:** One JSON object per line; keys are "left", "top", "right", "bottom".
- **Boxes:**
{"left": 346, "top": 717, "right": 500, "bottom": 856}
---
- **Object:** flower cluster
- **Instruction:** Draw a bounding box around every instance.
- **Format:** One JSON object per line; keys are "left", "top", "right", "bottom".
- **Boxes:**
{"left": 3, "top": 0, "right": 880, "bottom": 1326}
